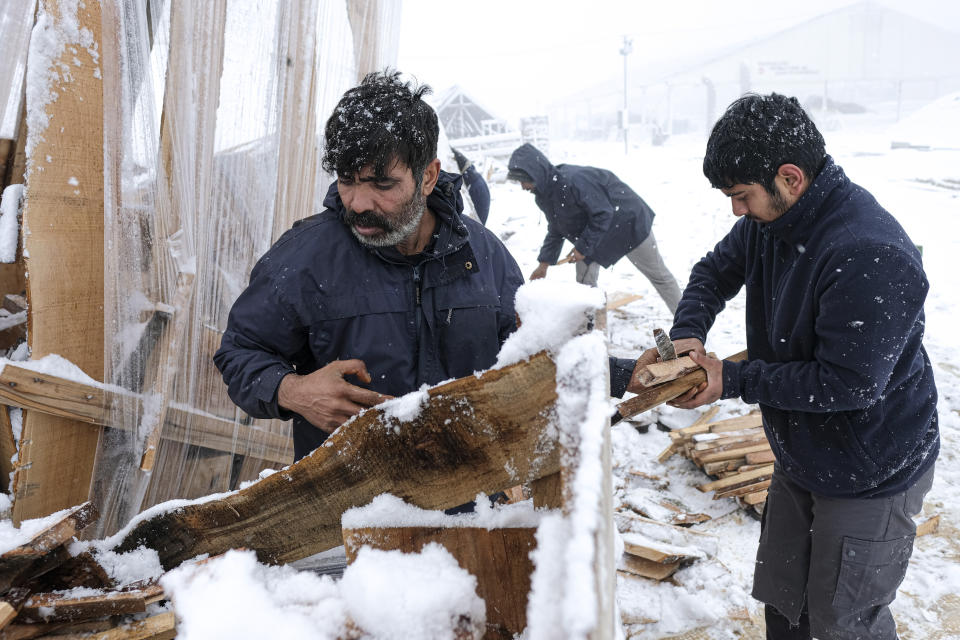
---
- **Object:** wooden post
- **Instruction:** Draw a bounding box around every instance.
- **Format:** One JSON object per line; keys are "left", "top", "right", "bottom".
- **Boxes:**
{"left": 14, "top": 0, "right": 105, "bottom": 523}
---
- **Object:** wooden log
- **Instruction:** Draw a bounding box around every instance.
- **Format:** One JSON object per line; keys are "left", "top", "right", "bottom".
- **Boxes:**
{"left": 745, "top": 449, "right": 776, "bottom": 465}
{"left": 916, "top": 514, "right": 940, "bottom": 537}
{"left": 698, "top": 465, "right": 774, "bottom": 493}
{"left": 115, "top": 351, "right": 563, "bottom": 569}
{"left": 635, "top": 355, "right": 700, "bottom": 387}
{"left": 617, "top": 350, "right": 747, "bottom": 420}
{"left": 0, "top": 502, "right": 98, "bottom": 592}
{"left": 343, "top": 526, "right": 536, "bottom": 638}
{"left": 15, "top": 0, "right": 105, "bottom": 523}
{"left": 713, "top": 479, "right": 771, "bottom": 500}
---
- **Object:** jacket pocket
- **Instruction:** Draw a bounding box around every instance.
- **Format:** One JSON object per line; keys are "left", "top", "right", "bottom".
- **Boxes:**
{"left": 832, "top": 535, "right": 915, "bottom": 610}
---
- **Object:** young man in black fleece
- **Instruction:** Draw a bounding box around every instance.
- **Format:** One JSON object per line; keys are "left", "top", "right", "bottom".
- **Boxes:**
{"left": 636, "top": 93, "right": 939, "bottom": 639}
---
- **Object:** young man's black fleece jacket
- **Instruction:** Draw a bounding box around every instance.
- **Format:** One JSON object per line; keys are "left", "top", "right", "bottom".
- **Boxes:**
{"left": 670, "top": 157, "right": 938, "bottom": 498}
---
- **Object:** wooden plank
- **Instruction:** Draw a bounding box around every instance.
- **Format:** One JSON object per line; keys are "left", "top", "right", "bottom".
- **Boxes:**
{"left": 0, "top": 588, "right": 31, "bottom": 632}
{"left": 702, "top": 459, "right": 745, "bottom": 475}
{"left": 0, "top": 502, "right": 98, "bottom": 592}
{"left": 916, "top": 514, "right": 940, "bottom": 537}
{"left": 670, "top": 411, "right": 762, "bottom": 440}
{"left": 0, "top": 366, "right": 291, "bottom": 465}
{"left": 698, "top": 465, "right": 774, "bottom": 493}
{"left": 606, "top": 293, "right": 643, "bottom": 311}
{"left": 742, "top": 490, "right": 768, "bottom": 506}
{"left": 115, "top": 351, "right": 563, "bottom": 569}
{"left": 77, "top": 612, "right": 176, "bottom": 640}
{"left": 0, "top": 619, "right": 116, "bottom": 640}
{"left": 622, "top": 540, "right": 697, "bottom": 565}
{"left": 617, "top": 350, "right": 748, "bottom": 420}
{"left": 343, "top": 526, "right": 535, "bottom": 638}
{"left": 713, "top": 479, "right": 771, "bottom": 500}
{"left": 15, "top": 0, "right": 105, "bottom": 523}
{"left": 531, "top": 472, "right": 563, "bottom": 511}
{"left": 692, "top": 431, "right": 765, "bottom": 451}
{"left": 635, "top": 355, "right": 700, "bottom": 387}
{"left": 0, "top": 407, "right": 17, "bottom": 494}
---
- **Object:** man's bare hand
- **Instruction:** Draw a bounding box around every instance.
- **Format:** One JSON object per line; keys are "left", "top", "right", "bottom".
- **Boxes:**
{"left": 566, "top": 248, "right": 586, "bottom": 263}
{"left": 667, "top": 350, "right": 723, "bottom": 409}
{"left": 277, "top": 359, "right": 390, "bottom": 433}
{"left": 530, "top": 262, "right": 549, "bottom": 280}
{"left": 626, "top": 337, "right": 706, "bottom": 393}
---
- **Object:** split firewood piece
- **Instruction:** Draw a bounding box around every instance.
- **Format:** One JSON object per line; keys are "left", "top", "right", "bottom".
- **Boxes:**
{"left": 621, "top": 533, "right": 704, "bottom": 565}
{"left": 669, "top": 411, "right": 762, "bottom": 441}
{"left": 702, "top": 459, "right": 746, "bottom": 475}
{"left": 742, "top": 491, "right": 768, "bottom": 506}
{"left": 695, "top": 443, "right": 770, "bottom": 465}
{"left": 698, "top": 465, "right": 774, "bottom": 493}
{"left": 0, "top": 588, "right": 31, "bottom": 631}
{"left": 0, "top": 502, "right": 99, "bottom": 593}
{"left": 635, "top": 355, "right": 702, "bottom": 387}
{"left": 691, "top": 429, "right": 765, "bottom": 450}
{"left": 606, "top": 293, "right": 643, "bottom": 311}
{"left": 916, "top": 514, "right": 940, "bottom": 537}
{"left": 745, "top": 449, "right": 776, "bottom": 465}
{"left": 618, "top": 351, "right": 750, "bottom": 420}
{"left": 18, "top": 588, "right": 148, "bottom": 624}
{"left": 116, "top": 351, "right": 563, "bottom": 570}
{"left": 656, "top": 406, "right": 720, "bottom": 462}
{"left": 713, "top": 479, "right": 771, "bottom": 500}
{"left": 618, "top": 555, "right": 680, "bottom": 581}
{"left": 623, "top": 488, "right": 711, "bottom": 526}
{"left": 4, "top": 611, "right": 177, "bottom": 640}
{"left": 83, "top": 611, "right": 176, "bottom": 640}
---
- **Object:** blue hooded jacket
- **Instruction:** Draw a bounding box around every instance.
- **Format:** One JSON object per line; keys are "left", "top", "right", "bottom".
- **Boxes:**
{"left": 214, "top": 171, "right": 524, "bottom": 460}
{"left": 672, "top": 157, "right": 939, "bottom": 498}
{"left": 508, "top": 143, "right": 654, "bottom": 268}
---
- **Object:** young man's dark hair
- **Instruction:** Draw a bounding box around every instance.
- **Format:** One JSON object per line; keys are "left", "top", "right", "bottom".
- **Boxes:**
{"left": 322, "top": 69, "right": 438, "bottom": 185}
{"left": 703, "top": 93, "right": 827, "bottom": 195}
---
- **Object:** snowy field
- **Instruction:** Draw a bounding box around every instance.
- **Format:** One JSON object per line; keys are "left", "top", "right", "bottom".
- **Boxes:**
{"left": 484, "top": 114, "right": 960, "bottom": 638}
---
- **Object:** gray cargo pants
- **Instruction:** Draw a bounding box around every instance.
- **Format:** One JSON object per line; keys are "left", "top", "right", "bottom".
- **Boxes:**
{"left": 574, "top": 231, "right": 682, "bottom": 314}
{"left": 754, "top": 464, "right": 935, "bottom": 640}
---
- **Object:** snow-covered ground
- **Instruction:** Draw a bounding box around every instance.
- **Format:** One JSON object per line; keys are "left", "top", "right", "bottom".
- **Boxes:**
{"left": 484, "top": 113, "right": 960, "bottom": 638}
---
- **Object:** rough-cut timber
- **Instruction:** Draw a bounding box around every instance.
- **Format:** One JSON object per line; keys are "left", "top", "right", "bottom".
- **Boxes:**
{"left": 343, "top": 526, "right": 536, "bottom": 639}
{"left": 18, "top": 589, "right": 147, "bottom": 624}
{"left": 15, "top": 0, "right": 105, "bottom": 523}
{"left": 116, "top": 352, "right": 561, "bottom": 569}
{"left": 617, "top": 350, "right": 748, "bottom": 419}
{"left": 635, "top": 355, "right": 701, "bottom": 387}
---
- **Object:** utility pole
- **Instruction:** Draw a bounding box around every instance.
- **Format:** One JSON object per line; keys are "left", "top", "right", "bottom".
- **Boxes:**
{"left": 620, "top": 35, "right": 633, "bottom": 154}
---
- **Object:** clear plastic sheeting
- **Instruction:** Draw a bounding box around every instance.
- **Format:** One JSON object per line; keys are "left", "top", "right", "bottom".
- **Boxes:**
{"left": 83, "top": 0, "right": 400, "bottom": 535}
{"left": 0, "top": 1, "right": 36, "bottom": 139}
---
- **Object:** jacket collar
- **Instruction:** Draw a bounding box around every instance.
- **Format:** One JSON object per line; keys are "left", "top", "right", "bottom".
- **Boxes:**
{"left": 764, "top": 156, "right": 847, "bottom": 245}
{"left": 322, "top": 170, "right": 469, "bottom": 259}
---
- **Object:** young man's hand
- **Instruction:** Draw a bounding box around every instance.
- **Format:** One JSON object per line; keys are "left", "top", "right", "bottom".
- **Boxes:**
{"left": 667, "top": 350, "right": 723, "bottom": 409}
{"left": 530, "top": 262, "right": 550, "bottom": 280}
{"left": 277, "top": 360, "right": 390, "bottom": 433}
{"left": 626, "top": 337, "right": 706, "bottom": 393}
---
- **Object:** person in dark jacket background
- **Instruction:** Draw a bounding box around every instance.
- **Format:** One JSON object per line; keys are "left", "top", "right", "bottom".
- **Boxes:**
{"left": 636, "top": 94, "right": 938, "bottom": 639}
{"left": 214, "top": 71, "right": 523, "bottom": 462}
{"left": 507, "top": 143, "right": 681, "bottom": 314}
{"left": 452, "top": 147, "right": 490, "bottom": 225}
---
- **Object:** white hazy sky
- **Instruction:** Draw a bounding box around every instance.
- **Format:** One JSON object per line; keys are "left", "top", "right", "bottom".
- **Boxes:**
{"left": 397, "top": 0, "right": 960, "bottom": 122}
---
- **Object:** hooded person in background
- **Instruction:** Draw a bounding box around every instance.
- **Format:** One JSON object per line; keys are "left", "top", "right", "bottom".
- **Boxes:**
{"left": 214, "top": 71, "right": 524, "bottom": 462}
{"left": 636, "top": 93, "right": 939, "bottom": 640}
{"left": 507, "top": 143, "right": 682, "bottom": 314}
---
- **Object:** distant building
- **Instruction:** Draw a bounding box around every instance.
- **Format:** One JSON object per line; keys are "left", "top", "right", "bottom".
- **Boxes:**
{"left": 434, "top": 85, "right": 509, "bottom": 139}
{"left": 549, "top": 2, "right": 960, "bottom": 142}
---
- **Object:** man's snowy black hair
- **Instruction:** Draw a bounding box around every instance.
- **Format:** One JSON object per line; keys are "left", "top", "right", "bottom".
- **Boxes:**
{"left": 703, "top": 93, "right": 826, "bottom": 194}
{"left": 322, "top": 70, "right": 438, "bottom": 184}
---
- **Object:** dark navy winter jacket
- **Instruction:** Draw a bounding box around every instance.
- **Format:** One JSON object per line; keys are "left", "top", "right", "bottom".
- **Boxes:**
{"left": 672, "top": 157, "right": 939, "bottom": 498}
{"left": 214, "top": 171, "right": 524, "bottom": 460}
{"left": 462, "top": 165, "right": 491, "bottom": 225}
{"left": 508, "top": 143, "right": 654, "bottom": 268}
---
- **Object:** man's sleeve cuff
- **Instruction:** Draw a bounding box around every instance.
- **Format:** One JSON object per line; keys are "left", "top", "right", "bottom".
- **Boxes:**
{"left": 609, "top": 357, "right": 635, "bottom": 399}
{"left": 720, "top": 359, "right": 742, "bottom": 400}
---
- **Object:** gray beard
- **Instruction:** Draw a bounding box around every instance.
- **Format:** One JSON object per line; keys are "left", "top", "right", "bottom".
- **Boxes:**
{"left": 346, "top": 188, "right": 427, "bottom": 248}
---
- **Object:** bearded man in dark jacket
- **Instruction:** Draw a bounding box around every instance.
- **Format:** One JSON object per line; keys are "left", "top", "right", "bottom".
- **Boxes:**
{"left": 507, "top": 143, "right": 682, "bottom": 314}
{"left": 214, "top": 71, "right": 523, "bottom": 461}
{"left": 637, "top": 94, "right": 938, "bottom": 640}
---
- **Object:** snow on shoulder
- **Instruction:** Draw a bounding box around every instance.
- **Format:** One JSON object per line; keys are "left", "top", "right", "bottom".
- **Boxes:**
{"left": 496, "top": 280, "right": 605, "bottom": 368}
{"left": 342, "top": 493, "right": 543, "bottom": 530}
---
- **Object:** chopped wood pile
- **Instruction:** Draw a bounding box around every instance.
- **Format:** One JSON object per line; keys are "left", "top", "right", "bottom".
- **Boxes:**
{"left": 658, "top": 410, "right": 772, "bottom": 512}
{"left": 0, "top": 503, "right": 174, "bottom": 639}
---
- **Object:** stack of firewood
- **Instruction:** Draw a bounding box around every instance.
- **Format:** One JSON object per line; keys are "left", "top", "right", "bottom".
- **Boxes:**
{"left": 658, "top": 408, "right": 773, "bottom": 512}
{"left": 0, "top": 503, "right": 174, "bottom": 639}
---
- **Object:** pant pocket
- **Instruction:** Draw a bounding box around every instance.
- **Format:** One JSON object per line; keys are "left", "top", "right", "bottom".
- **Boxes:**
{"left": 832, "top": 535, "right": 915, "bottom": 610}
